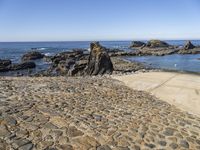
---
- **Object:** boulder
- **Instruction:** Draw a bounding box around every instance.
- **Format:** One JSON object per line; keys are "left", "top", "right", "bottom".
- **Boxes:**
{"left": 130, "top": 41, "right": 146, "bottom": 48}
{"left": 85, "top": 42, "right": 113, "bottom": 75}
{"left": 0, "top": 59, "right": 12, "bottom": 67}
{"left": 184, "top": 41, "right": 195, "bottom": 50}
{"left": 0, "top": 59, "right": 12, "bottom": 72}
{"left": 146, "top": 40, "right": 169, "bottom": 48}
{"left": 11, "top": 62, "right": 36, "bottom": 71}
{"left": 22, "top": 51, "right": 44, "bottom": 61}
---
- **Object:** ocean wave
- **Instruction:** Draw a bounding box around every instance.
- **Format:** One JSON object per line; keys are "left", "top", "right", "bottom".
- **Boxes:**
{"left": 31, "top": 47, "right": 49, "bottom": 51}
{"left": 44, "top": 52, "right": 55, "bottom": 56}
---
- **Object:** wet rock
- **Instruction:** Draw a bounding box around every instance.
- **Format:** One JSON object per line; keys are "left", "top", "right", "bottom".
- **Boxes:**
{"left": 11, "top": 62, "right": 36, "bottom": 71}
{"left": 184, "top": 41, "right": 195, "bottom": 50}
{"left": 129, "top": 41, "right": 146, "bottom": 48}
{"left": 21, "top": 51, "right": 44, "bottom": 61}
{"left": 85, "top": 42, "right": 113, "bottom": 75}
{"left": 146, "top": 40, "right": 169, "bottom": 48}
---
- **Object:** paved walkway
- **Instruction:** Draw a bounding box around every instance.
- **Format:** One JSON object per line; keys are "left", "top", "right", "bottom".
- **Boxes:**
{"left": 113, "top": 71, "right": 200, "bottom": 116}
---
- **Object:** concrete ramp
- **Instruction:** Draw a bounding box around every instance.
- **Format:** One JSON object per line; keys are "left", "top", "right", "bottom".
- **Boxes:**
{"left": 113, "top": 72, "right": 200, "bottom": 116}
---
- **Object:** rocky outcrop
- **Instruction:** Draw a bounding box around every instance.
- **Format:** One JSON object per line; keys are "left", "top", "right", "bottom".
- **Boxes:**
{"left": 51, "top": 50, "right": 85, "bottom": 66}
{"left": 0, "top": 59, "right": 12, "bottom": 67}
{"left": 10, "top": 62, "right": 36, "bottom": 71}
{"left": 0, "top": 59, "right": 12, "bottom": 72}
{"left": 146, "top": 40, "right": 169, "bottom": 48}
{"left": 177, "top": 41, "right": 200, "bottom": 54}
{"left": 22, "top": 51, "right": 44, "bottom": 61}
{"left": 184, "top": 41, "right": 195, "bottom": 50}
{"left": 85, "top": 42, "right": 113, "bottom": 75}
{"left": 129, "top": 41, "right": 146, "bottom": 48}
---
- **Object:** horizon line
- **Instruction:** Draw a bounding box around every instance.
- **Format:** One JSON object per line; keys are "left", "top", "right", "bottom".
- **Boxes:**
{"left": 1, "top": 38, "right": 200, "bottom": 43}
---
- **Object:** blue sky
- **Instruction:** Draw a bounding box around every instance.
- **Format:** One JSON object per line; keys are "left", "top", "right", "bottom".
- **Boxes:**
{"left": 0, "top": 0, "right": 200, "bottom": 41}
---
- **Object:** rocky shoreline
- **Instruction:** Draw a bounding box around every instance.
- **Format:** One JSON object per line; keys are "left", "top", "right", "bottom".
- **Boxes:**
{"left": 1, "top": 40, "right": 200, "bottom": 77}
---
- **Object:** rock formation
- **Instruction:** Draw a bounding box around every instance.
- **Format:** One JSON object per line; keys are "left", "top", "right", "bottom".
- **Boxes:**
{"left": 129, "top": 41, "right": 146, "bottom": 48}
{"left": 85, "top": 42, "right": 113, "bottom": 75}
{"left": 184, "top": 41, "right": 195, "bottom": 50}
{"left": 0, "top": 59, "right": 12, "bottom": 72}
{"left": 146, "top": 40, "right": 169, "bottom": 48}
{"left": 11, "top": 62, "right": 36, "bottom": 70}
{"left": 22, "top": 51, "right": 44, "bottom": 61}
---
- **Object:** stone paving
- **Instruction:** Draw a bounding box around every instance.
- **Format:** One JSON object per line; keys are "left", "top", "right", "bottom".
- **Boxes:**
{"left": 0, "top": 76, "right": 200, "bottom": 150}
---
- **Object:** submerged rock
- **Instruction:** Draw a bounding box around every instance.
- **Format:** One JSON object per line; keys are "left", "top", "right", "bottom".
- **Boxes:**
{"left": 146, "top": 40, "right": 169, "bottom": 48}
{"left": 85, "top": 42, "right": 113, "bottom": 75}
{"left": 22, "top": 51, "right": 44, "bottom": 61}
{"left": 130, "top": 41, "right": 146, "bottom": 48}
{"left": 184, "top": 41, "right": 195, "bottom": 50}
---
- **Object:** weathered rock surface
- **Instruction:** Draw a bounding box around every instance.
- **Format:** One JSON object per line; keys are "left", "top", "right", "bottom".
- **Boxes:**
{"left": 85, "top": 42, "right": 113, "bottom": 75}
{"left": 146, "top": 40, "right": 170, "bottom": 48}
{"left": 1, "top": 76, "right": 200, "bottom": 149}
{"left": 178, "top": 41, "right": 200, "bottom": 54}
{"left": 184, "top": 40, "right": 195, "bottom": 50}
{"left": 129, "top": 41, "right": 146, "bottom": 48}
{"left": 21, "top": 51, "right": 44, "bottom": 61}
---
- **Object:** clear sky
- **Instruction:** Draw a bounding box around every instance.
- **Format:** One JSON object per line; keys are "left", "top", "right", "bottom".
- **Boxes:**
{"left": 0, "top": 0, "right": 200, "bottom": 41}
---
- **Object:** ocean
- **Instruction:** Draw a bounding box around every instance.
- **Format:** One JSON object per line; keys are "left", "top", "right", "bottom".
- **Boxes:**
{"left": 0, "top": 40, "right": 200, "bottom": 74}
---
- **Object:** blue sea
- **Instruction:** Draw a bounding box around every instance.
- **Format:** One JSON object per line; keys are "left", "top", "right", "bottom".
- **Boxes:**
{"left": 0, "top": 40, "right": 200, "bottom": 74}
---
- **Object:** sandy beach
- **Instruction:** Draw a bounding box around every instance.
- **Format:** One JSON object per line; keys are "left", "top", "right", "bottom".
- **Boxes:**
{"left": 1, "top": 75, "right": 200, "bottom": 149}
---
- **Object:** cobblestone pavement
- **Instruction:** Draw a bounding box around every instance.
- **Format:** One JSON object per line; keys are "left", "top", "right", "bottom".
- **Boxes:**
{"left": 0, "top": 76, "right": 200, "bottom": 150}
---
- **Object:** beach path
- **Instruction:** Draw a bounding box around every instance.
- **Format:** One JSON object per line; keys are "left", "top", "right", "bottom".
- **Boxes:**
{"left": 113, "top": 71, "right": 200, "bottom": 116}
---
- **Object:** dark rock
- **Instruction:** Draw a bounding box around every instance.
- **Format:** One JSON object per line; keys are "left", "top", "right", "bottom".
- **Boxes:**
{"left": 145, "top": 143, "right": 156, "bottom": 148}
{"left": 158, "top": 141, "right": 167, "bottom": 146}
{"left": 68, "top": 60, "right": 87, "bottom": 76}
{"left": 51, "top": 50, "right": 84, "bottom": 65}
{"left": 0, "top": 59, "right": 11, "bottom": 67}
{"left": 169, "top": 143, "right": 178, "bottom": 149}
{"left": 146, "top": 40, "right": 169, "bottom": 48}
{"left": 85, "top": 42, "right": 113, "bottom": 75}
{"left": 57, "top": 59, "right": 76, "bottom": 73}
{"left": 184, "top": 41, "right": 195, "bottom": 50}
{"left": 11, "top": 62, "right": 36, "bottom": 71}
{"left": 21, "top": 51, "right": 44, "bottom": 61}
{"left": 129, "top": 41, "right": 146, "bottom": 48}
{"left": 0, "top": 59, "right": 12, "bottom": 72}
